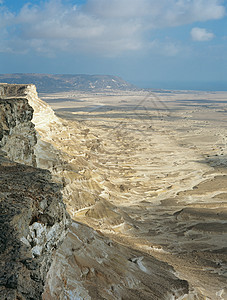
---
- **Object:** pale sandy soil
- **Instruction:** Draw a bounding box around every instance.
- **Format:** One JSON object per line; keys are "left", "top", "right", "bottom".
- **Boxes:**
{"left": 41, "top": 90, "right": 227, "bottom": 299}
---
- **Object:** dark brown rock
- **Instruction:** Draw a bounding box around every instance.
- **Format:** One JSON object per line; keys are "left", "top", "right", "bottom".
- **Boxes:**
{"left": 0, "top": 157, "right": 70, "bottom": 299}
{"left": 0, "top": 84, "right": 71, "bottom": 299}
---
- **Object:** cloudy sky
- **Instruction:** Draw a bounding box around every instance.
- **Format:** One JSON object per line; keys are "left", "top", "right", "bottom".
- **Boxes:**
{"left": 0, "top": 0, "right": 227, "bottom": 90}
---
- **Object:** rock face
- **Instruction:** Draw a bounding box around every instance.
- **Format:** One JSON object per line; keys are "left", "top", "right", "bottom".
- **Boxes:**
{"left": 0, "top": 158, "right": 69, "bottom": 300}
{"left": 43, "top": 221, "right": 189, "bottom": 300}
{"left": 0, "top": 87, "right": 37, "bottom": 166}
{"left": 0, "top": 84, "right": 70, "bottom": 299}
{"left": 0, "top": 83, "right": 192, "bottom": 299}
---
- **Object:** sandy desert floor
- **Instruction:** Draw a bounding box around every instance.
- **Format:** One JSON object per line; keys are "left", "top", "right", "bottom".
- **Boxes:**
{"left": 41, "top": 89, "right": 227, "bottom": 299}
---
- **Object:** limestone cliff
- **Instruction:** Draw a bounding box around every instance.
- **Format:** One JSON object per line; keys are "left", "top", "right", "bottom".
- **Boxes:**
{"left": 0, "top": 87, "right": 37, "bottom": 166}
{"left": 0, "top": 84, "right": 70, "bottom": 299}
{"left": 0, "top": 83, "right": 192, "bottom": 299}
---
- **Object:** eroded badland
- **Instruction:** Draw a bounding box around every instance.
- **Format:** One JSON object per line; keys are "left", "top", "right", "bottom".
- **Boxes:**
{"left": 1, "top": 84, "right": 226, "bottom": 299}
{"left": 41, "top": 89, "right": 227, "bottom": 299}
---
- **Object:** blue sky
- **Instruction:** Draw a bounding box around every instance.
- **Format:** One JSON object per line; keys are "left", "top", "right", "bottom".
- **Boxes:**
{"left": 0, "top": 0, "right": 227, "bottom": 90}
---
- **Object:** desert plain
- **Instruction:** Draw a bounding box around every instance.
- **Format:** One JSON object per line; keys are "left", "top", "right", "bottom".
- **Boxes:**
{"left": 40, "top": 89, "right": 227, "bottom": 299}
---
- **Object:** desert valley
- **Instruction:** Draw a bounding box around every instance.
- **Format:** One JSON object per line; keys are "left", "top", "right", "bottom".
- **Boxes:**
{"left": 0, "top": 80, "right": 226, "bottom": 299}
{"left": 41, "top": 87, "right": 227, "bottom": 299}
{"left": 1, "top": 0, "right": 227, "bottom": 299}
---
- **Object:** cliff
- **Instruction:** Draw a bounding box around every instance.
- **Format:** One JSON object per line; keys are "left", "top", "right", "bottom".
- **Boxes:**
{"left": 0, "top": 83, "right": 191, "bottom": 299}
{"left": 0, "top": 86, "right": 37, "bottom": 166}
{"left": 0, "top": 84, "right": 70, "bottom": 299}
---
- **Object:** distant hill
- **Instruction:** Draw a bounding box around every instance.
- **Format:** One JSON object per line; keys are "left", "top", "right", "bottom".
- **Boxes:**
{"left": 0, "top": 73, "right": 137, "bottom": 93}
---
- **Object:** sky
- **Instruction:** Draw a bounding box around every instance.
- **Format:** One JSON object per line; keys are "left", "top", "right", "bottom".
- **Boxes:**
{"left": 0, "top": 0, "right": 227, "bottom": 90}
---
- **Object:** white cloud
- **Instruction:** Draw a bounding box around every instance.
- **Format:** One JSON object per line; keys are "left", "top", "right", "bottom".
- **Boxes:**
{"left": 148, "top": 39, "right": 185, "bottom": 56}
{"left": 85, "top": 0, "right": 225, "bottom": 27}
{"left": 191, "top": 27, "right": 215, "bottom": 41}
{"left": 0, "top": 0, "right": 225, "bottom": 56}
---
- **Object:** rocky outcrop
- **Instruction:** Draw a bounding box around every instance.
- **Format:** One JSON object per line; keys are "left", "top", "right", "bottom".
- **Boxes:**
{"left": 43, "top": 221, "right": 189, "bottom": 300}
{"left": 0, "top": 83, "right": 192, "bottom": 299}
{"left": 0, "top": 84, "right": 70, "bottom": 299}
{"left": 0, "top": 88, "right": 37, "bottom": 166}
{"left": 0, "top": 157, "right": 70, "bottom": 300}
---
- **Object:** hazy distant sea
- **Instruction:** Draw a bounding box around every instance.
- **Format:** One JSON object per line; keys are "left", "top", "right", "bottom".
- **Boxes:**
{"left": 133, "top": 81, "right": 227, "bottom": 91}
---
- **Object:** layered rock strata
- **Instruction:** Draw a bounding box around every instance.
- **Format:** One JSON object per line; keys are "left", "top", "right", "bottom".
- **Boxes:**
{"left": 0, "top": 157, "right": 69, "bottom": 299}
{"left": 0, "top": 91, "right": 37, "bottom": 166}
{"left": 0, "top": 84, "right": 70, "bottom": 299}
{"left": 43, "top": 221, "right": 189, "bottom": 300}
{"left": 0, "top": 83, "right": 192, "bottom": 299}
{"left": 40, "top": 89, "right": 227, "bottom": 299}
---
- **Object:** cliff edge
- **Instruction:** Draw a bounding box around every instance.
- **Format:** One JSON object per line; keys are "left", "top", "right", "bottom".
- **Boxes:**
{"left": 0, "top": 84, "right": 70, "bottom": 299}
{"left": 0, "top": 83, "right": 191, "bottom": 300}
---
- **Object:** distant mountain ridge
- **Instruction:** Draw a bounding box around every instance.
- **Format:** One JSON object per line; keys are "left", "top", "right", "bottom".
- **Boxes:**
{"left": 0, "top": 73, "right": 137, "bottom": 93}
